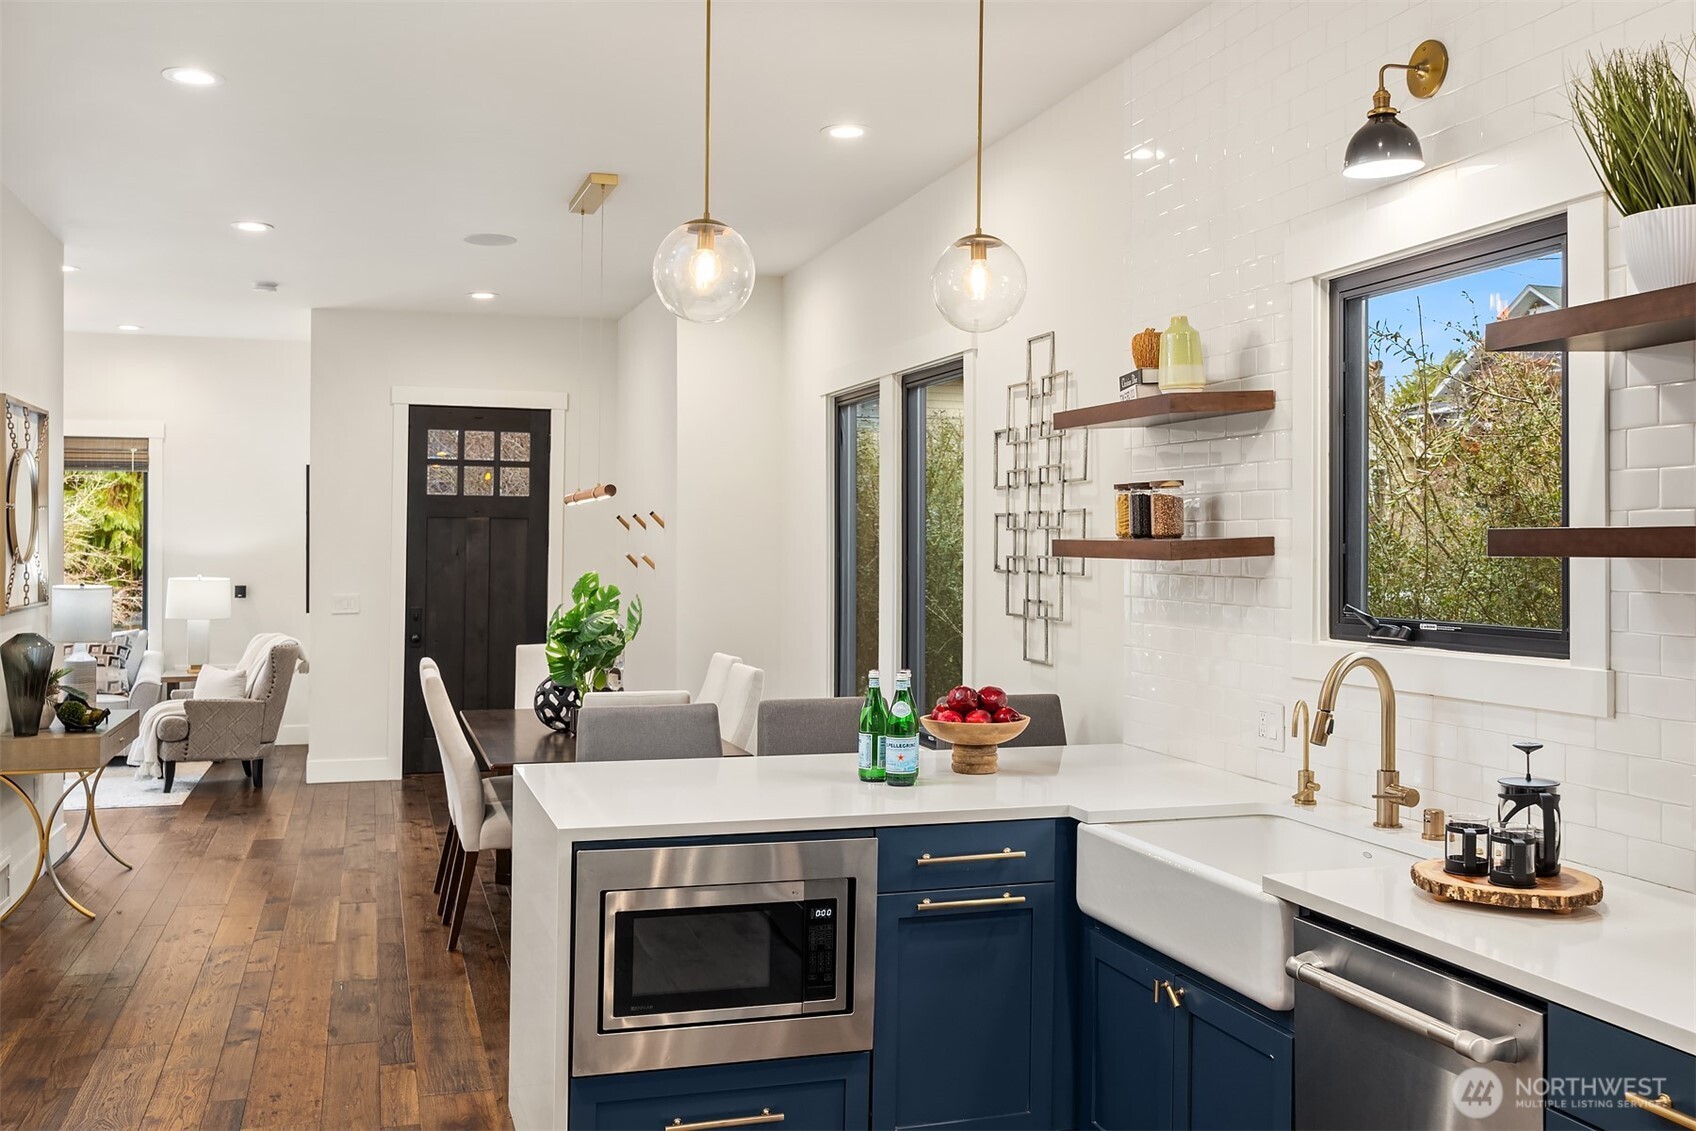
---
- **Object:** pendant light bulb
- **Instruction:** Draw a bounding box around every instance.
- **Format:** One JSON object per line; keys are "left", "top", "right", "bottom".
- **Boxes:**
{"left": 653, "top": 0, "right": 756, "bottom": 323}
{"left": 931, "top": 0, "right": 1026, "bottom": 333}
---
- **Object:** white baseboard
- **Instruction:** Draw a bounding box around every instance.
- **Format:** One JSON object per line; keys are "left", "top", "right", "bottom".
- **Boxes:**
{"left": 305, "top": 754, "right": 397, "bottom": 784}
{"left": 277, "top": 724, "right": 310, "bottom": 747}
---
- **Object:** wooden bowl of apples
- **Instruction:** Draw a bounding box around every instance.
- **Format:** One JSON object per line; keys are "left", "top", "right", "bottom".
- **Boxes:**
{"left": 920, "top": 685, "right": 1029, "bottom": 775}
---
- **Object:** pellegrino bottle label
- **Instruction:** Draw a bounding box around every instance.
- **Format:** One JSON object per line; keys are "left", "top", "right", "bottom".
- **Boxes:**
{"left": 857, "top": 732, "right": 876, "bottom": 770}
{"left": 885, "top": 733, "right": 919, "bottom": 775}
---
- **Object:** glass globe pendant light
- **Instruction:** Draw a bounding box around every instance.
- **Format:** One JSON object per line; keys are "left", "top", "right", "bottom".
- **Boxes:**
{"left": 653, "top": 0, "right": 755, "bottom": 323}
{"left": 931, "top": 0, "right": 1026, "bottom": 333}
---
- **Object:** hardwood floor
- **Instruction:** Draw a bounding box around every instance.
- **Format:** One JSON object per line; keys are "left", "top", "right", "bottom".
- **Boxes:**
{"left": 0, "top": 748, "right": 515, "bottom": 1130}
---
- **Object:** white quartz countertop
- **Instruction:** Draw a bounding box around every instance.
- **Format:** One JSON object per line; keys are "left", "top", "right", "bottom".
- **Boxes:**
{"left": 514, "top": 742, "right": 1696, "bottom": 1054}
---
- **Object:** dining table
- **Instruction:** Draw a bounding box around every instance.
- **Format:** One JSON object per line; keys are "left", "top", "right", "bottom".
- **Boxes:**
{"left": 457, "top": 708, "right": 751, "bottom": 773}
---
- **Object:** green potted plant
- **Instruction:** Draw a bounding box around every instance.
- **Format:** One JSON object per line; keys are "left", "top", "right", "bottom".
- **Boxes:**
{"left": 535, "top": 572, "right": 643, "bottom": 732}
{"left": 1569, "top": 41, "right": 1696, "bottom": 290}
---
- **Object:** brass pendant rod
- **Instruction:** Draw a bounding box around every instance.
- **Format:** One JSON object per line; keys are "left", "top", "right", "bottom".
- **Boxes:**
{"left": 703, "top": 0, "right": 712, "bottom": 222}
{"left": 974, "top": 0, "right": 984, "bottom": 236}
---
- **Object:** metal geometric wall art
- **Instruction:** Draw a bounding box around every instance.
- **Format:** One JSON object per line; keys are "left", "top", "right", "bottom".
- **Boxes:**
{"left": 992, "top": 332, "right": 1090, "bottom": 664}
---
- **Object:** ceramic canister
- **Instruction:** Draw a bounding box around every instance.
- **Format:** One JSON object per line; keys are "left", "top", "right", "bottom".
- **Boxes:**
{"left": 1158, "top": 315, "right": 1205, "bottom": 391}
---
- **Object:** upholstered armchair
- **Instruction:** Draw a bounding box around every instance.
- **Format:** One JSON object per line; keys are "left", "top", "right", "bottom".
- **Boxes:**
{"left": 158, "top": 641, "right": 302, "bottom": 792}
{"left": 99, "top": 649, "right": 164, "bottom": 713}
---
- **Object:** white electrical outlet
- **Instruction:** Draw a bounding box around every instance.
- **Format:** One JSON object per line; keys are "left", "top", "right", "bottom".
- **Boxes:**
{"left": 1255, "top": 699, "right": 1285, "bottom": 751}
{"left": 331, "top": 594, "right": 361, "bottom": 615}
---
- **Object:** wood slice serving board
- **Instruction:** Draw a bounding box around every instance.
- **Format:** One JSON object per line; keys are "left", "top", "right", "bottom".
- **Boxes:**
{"left": 1411, "top": 858, "right": 1602, "bottom": 913}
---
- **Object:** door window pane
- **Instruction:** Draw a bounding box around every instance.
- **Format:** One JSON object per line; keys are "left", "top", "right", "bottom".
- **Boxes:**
{"left": 426, "top": 464, "right": 458, "bottom": 495}
{"left": 835, "top": 394, "right": 880, "bottom": 696}
{"left": 464, "top": 465, "right": 495, "bottom": 496}
{"left": 427, "top": 429, "right": 458, "bottom": 460}
{"left": 500, "top": 432, "right": 531, "bottom": 462}
{"left": 463, "top": 430, "right": 495, "bottom": 461}
{"left": 905, "top": 369, "right": 965, "bottom": 707}
{"left": 500, "top": 466, "right": 530, "bottom": 497}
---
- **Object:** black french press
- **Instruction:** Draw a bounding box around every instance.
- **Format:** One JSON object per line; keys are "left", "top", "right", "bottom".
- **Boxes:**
{"left": 1497, "top": 740, "right": 1561, "bottom": 878}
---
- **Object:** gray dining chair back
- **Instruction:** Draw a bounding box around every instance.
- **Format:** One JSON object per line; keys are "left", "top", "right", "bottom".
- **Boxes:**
{"left": 575, "top": 702, "right": 724, "bottom": 762}
{"left": 1002, "top": 694, "right": 1068, "bottom": 747}
{"left": 756, "top": 698, "right": 862, "bottom": 756}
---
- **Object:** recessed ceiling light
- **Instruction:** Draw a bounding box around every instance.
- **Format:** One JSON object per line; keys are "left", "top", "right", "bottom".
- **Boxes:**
{"left": 468, "top": 291, "right": 498, "bottom": 301}
{"left": 464, "top": 233, "right": 517, "bottom": 247}
{"left": 117, "top": 324, "right": 142, "bottom": 332}
{"left": 231, "top": 220, "right": 273, "bottom": 233}
{"left": 162, "top": 66, "right": 223, "bottom": 87}
{"left": 62, "top": 264, "right": 79, "bottom": 273}
{"left": 823, "top": 124, "right": 866, "bottom": 140}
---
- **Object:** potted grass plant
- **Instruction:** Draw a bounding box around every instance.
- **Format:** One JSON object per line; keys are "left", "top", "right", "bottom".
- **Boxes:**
{"left": 1569, "top": 41, "right": 1696, "bottom": 290}
{"left": 534, "top": 572, "right": 643, "bottom": 733}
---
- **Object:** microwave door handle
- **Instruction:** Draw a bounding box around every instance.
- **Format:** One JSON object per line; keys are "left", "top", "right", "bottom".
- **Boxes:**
{"left": 1285, "top": 952, "right": 1520, "bottom": 1065}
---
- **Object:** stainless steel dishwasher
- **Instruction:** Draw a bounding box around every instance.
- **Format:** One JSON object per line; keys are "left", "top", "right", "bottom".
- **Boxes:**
{"left": 1290, "top": 919, "right": 1544, "bottom": 1130}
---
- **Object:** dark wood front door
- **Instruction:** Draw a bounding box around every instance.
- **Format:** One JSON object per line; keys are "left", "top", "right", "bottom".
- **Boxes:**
{"left": 402, "top": 405, "right": 550, "bottom": 775}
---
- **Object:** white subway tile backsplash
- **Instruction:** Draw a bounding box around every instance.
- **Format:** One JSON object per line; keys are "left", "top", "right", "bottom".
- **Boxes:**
{"left": 1122, "top": 0, "right": 1695, "bottom": 891}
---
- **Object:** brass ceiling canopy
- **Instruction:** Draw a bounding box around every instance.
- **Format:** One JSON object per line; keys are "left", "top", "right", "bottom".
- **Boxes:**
{"left": 569, "top": 172, "right": 619, "bottom": 216}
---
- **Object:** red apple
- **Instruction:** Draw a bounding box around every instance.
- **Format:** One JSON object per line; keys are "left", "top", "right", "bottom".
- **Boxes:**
{"left": 946, "top": 685, "right": 979, "bottom": 713}
{"left": 965, "top": 708, "right": 993, "bottom": 724}
{"left": 935, "top": 708, "right": 964, "bottom": 724}
{"left": 977, "top": 686, "right": 1008, "bottom": 712}
{"left": 993, "top": 706, "right": 1021, "bottom": 724}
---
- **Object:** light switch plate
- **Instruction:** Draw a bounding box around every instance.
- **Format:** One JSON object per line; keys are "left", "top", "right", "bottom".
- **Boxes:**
{"left": 331, "top": 594, "right": 361, "bottom": 616}
{"left": 1255, "top": 699, "right": 1285, "bottom": 751}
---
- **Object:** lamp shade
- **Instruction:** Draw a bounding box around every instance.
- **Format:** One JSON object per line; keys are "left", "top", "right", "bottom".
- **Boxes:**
{"left": 51, "top": 584, "right": 114, "bottom": 644}
{"left": 1342, "top": 113, "right": 1425, "bottom": 179}
{"left": 165, "top": 576, "right": 232, "bottom": 621}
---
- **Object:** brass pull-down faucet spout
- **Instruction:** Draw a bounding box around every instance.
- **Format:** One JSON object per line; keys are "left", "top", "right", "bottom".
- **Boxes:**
{"left": 1309, "top": 652, "right": 1420, "bottom": 829}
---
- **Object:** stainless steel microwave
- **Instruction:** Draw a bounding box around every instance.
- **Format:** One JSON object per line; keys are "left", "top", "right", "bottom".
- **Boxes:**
{"left": 571, "top": 837, "right": 877, "bottom": 1076}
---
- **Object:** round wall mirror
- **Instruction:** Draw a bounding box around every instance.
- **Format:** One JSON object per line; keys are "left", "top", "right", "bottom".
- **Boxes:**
{"left": 8, "top": 448, "right": 40, "bottom": 565}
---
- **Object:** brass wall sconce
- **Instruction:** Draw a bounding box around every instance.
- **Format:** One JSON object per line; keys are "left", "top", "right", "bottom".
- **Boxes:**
{"left": 1343, "top": 39, "right": 1448, "bottom": 180}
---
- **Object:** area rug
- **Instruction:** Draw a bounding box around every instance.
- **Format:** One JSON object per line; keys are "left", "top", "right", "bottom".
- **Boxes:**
{"left": 62, "top": 762, "right": 212, "bottom": 810}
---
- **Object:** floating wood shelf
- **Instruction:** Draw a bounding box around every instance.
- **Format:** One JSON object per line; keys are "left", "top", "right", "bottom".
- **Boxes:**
{"left": 1052, "top": 389, "right": 1275, "bottom": 430}
{"left": 1487, "top": 527, "right": 1696, "bottom": 559}
{"left": 1484, "top": 284, "right": 1695, "bottom": 353}
{"left": 1053, "top": 536, "right": 1275, "bottom": 561}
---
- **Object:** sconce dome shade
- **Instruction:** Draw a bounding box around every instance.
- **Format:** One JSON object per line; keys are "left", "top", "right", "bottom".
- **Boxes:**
{"left": 1343, "top": 113, "right": 1425, "bottom": 179}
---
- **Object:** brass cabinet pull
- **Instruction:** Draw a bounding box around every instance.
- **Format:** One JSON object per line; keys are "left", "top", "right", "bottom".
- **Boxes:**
{"left": 667, "top": 1109, "right": 785, "bottom": 1131}
{"left": 917, "top": 892, "right": 1027, "bottom": 911}
{"left": 1626, "top": 1093, "right": 1696, "bottom": 1131}
{"left": 916, "top": 848, "right": 1027, "bottom": 866}
{"left": 1163, "top": 981, "right": 1186, "bottom": 1009}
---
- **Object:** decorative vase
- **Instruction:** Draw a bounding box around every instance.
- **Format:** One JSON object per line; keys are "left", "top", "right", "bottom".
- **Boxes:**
{"left": 1158, "top": 315, "right": 1205, "bottom": 392}
{"left": 1, "top": 632, "right": 58, "bottom": 737}
{"left": 533, "top": 678, "right": 582, "bottom": 735}
{"left": 1621, "top": 204, "right": 1696, "bottom": 291}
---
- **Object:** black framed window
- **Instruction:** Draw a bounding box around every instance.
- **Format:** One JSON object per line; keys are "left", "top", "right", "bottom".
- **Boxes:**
{"left": 834, "top": 389, "right": 881, "bottom": 696}
{"left": 1331, "top": 216, "right": 1568, "bottom": 658}
{"left": 902, "top": 361, "right": 965, "bottom": 708}
{"left": 63, "top": 436, "right": 150, "bottom": 630}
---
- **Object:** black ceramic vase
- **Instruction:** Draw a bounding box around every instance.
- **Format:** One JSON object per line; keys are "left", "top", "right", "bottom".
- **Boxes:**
{"left": 2, "top": 632, "right": 58, "bottom": 737}
{"left": 533, "top": 678, "right": 582, "bottom": 735}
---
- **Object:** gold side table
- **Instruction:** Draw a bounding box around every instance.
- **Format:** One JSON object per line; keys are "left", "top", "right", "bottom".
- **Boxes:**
{"left": 0, "top": 709, "right": 140, "bottom": 922}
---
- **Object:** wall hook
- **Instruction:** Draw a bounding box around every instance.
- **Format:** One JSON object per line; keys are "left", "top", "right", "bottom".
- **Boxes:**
{"left": 625, "top": 553, "right": 639, "bottom": 567}
{"left": 616, "top": 515, "right": 631, "bottom": 530}
{"left": 649, "top": 511, "right": 667, "bottom": 529}
{"left": 631, "top": 513, "right": 648, "bottom": 530}
{"left": 642, "top": 555, "right": 656, "bottom": 569}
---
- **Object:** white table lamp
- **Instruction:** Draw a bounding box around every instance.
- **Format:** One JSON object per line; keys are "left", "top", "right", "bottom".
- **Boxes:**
{"left": 166, "top": 575, "right": 232, "bottom": 671}
{"left": 51, "top": 583, "right": 114, "bottom": 699}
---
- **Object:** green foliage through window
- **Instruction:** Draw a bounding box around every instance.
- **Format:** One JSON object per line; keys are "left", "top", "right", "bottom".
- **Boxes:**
{"left": 63, "top": 470, "right": 146, "bottom": 629}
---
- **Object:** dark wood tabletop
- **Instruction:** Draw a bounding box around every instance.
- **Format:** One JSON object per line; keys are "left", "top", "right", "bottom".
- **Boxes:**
{"left": 458, "top": 708, "right": 749, "bottom": 773}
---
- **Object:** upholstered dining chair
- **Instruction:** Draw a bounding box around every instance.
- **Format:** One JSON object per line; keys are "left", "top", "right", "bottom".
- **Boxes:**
{"left": 575, "top": 703, "right": 723, "bottom": 761}
{"left": 582, "top": 690, "right": 692, "bottom": 707}
{"left": 421, "top": 659, "right": 513, "bottom": 950}
{"left": 718, "top": 663, "right": 765, "bottom": 751}
{"left": 513, "top": 643, "right": 548, "bottom": 709}
{"left": 1002, "top": 693, "right": 1068, "bottom": 747}
{"left": 696, "top": 652, "right": 741, "bottom": 706}
{"left": 756, "top": 697, "right": 861, "bottom": 756}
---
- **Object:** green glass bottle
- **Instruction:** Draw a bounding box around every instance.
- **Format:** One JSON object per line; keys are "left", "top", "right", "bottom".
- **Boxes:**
{"left": 857, "top": 670, "right": 887, "bottom": 782}
{"left": 885, "top": 669, "right": 920, "bottom": 787}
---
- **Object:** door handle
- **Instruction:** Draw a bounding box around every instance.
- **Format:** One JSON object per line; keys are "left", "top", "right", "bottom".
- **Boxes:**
{"left": 916, "top": 848, "right": 1027, "bottom": 866}
{"left": 1626, "top": 1093, "right": 1696, "bottom": 1131}
{"left": 666, "top": 1109, "right": 785, "bottom": 1131}
{"left": 917, "top": 893, "right": 1026, "bottom": 911}
{"left": 1286, "top": 952, "right": 1519, "bottom": 1065}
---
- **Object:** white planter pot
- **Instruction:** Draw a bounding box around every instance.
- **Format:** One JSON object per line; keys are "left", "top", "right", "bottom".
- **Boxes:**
{"left": 1620, "top": 204, "right": 1696, "bottom": 291}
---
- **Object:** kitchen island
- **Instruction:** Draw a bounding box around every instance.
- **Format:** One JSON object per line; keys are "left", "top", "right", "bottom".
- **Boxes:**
{"left": 510, "top": 744, "right": 1696, "bottom": 1130}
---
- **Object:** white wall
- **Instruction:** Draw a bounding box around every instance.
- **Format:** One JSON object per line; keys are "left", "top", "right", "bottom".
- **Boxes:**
{"left": 777, "top": 66, "right": 1130, "bottom": 739}
{"left": 0, "top": 187, "right": 67, "bottom": 914}
{"left": 613, "top": 296, "right": 679, "bottom": 690}
{"left": 308, "top": 309, "right": 619, "bottom": 781}
{"left": 62, "top": 331, "right": 311, "bottom": 740}
{"left": 1116, "top": 0, "right": 1695, "bottom": 890}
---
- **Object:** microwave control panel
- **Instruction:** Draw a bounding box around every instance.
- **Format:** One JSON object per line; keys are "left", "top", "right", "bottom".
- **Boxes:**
{"left": 803, "top": 898, "right": 838, "bottom": 1001}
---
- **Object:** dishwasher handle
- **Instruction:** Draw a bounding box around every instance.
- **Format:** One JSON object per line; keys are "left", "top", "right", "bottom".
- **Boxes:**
{"left": 1286, "top": 951, "right": 1521, "bottom": 1065}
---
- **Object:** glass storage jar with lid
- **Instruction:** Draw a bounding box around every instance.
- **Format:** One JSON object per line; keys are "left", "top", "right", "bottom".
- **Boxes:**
{"left": 1147, "top": 480, "right": 1189, "bottom": 539}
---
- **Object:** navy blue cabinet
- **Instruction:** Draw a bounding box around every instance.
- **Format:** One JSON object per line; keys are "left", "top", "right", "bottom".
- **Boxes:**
{"left": 1081, "top": 920, "right": 1292, "bottom": 1131}
{"left": 569, "top": 1054, "right": 870, "bottom": 1130}
{"left": 873, "top": 881, "right": 1059, "bottom": 1129}
{"left": 1547, "top": 1005, "right": 1696, "bottom": 1131}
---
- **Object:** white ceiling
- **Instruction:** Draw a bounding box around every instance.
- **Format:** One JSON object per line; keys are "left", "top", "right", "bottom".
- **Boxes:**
{"left": 4, "top": 1, "right": 1201, "bottom": 341}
